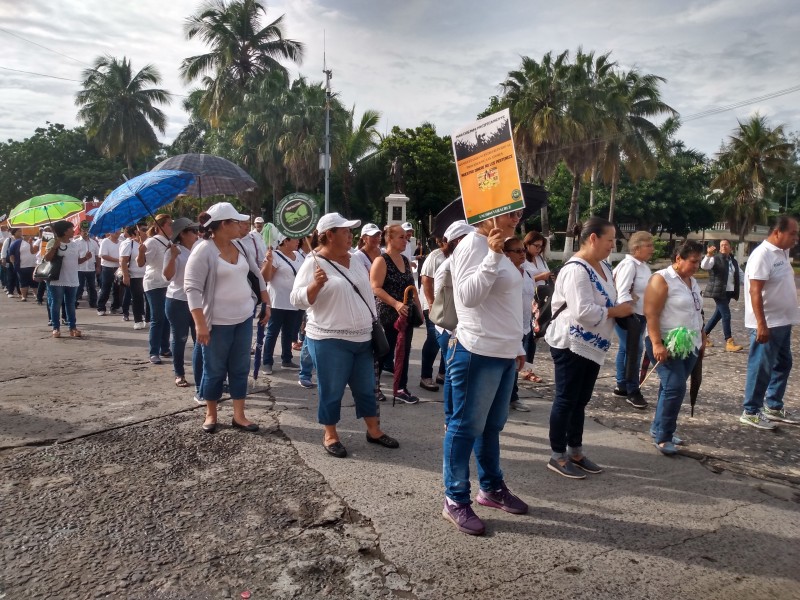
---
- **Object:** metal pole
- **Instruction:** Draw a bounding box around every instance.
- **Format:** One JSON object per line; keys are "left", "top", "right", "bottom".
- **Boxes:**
{"left": 324, "top": 67, "right": 332, "bottom": 214}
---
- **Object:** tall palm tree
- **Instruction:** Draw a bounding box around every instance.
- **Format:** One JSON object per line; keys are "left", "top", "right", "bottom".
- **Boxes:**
{"left": 598, "top": 69, "right": 676, "bottom": 223}
{"left": 181, "top": 0, "right": 304, "bottom": 126}
{"left": 278, "top": 77, "right": 330, "bottom": 190}
{"left": 75, "top": 56, "right": 171, "bottom": 178}
{"left": 712, "top": 114, "right": 793, "bottom": 242}
{"left": 334, "top": 106, "right": 382, "bottom": 214}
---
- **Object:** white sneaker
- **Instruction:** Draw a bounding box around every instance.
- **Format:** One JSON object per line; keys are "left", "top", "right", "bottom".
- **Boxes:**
{"left": 739, "top": 411, "right": 777, "bottom": 430}
{"left": 97, "top": 310, "right": 107, "bottom": 316}
{"left": 133, "top": 321, "right": 146, "bottom": 330}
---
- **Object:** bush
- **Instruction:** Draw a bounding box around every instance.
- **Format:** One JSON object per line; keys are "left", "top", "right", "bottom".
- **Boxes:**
{"left": 652, "top": 239, "right": 669, "bottom": 261}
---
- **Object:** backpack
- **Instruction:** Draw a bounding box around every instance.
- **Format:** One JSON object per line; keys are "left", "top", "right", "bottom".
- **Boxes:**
{"left": 532, "top": 283, "right": 560, "bottom": 338}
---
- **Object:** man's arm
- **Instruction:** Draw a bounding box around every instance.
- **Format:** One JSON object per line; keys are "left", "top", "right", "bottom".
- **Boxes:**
{"left": 749, "top": 279, "right": 769, "bottom": 343}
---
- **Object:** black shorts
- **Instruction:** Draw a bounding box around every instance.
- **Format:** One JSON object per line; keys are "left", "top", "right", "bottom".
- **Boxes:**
{"left": 17, "top": 267, "right": 35, "bottom": 287}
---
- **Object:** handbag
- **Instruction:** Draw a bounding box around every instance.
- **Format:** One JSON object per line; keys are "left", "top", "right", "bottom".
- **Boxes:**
{"left": 234, "top": 240, "right": 262, "bottom": 305}
{"left": 33, "top": 253, "right": 63, "bottom": 282}
{"left": 429, "top": 268, "right": 457, "bottom": 331}
{"left": 404, "top": 286, "right": 424, "bottom": 328}
{"left": 319, "top": 255, "right": 390, "bottom": 358}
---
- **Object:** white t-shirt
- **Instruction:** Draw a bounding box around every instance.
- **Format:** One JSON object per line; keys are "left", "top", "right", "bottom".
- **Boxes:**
{"left": 520, "top": 268, "right": 535, "bottom": 332}
{"left": 18, "top": 240, "right": 39, "bottom": 269}
{"left": 351, "top": 249, "right": 374, "bottom": 276}
{"left": 247, "top": 230, "right": 267, "bottom": 264}
{"left": 99, "top": 238, "right": 120, "bottom": 268}
{"left": 163, "top": 245, "right": 191, "bottom": 301}
{"left": 268, "top": 250, "right": 305, "bottom": 311}
{"left": 613, "top": 254, "right": 651, "bottom": 315}
{"left": 433, "top": 257, "right": 453, "bottom": 334}
{"left": 119, "top": 238, "right": 145, "bottom": 278}
{"left": 74, "top": 237, "right": 100, "bottom": 273}
{"left": 46, "top": 239, "right": 80, "bottom": 287}
{"left": 524, "top": 256, "right": 549, "bottom": 288}
{"left": 420, "top": 248, "right": 445, "bottom": 311}
{"left": 211, "top": 254, "right": 254, "bottom": 325}
{"left": 143, "top": 235, "right": 170, "bottom": 291}
{"left": 744, "top": 240, "right": 800, "bottom": 329}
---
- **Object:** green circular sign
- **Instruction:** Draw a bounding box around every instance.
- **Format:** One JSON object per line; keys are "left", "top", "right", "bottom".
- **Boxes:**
{"left": 275, "top": 193, "right": 320, "bottom": 238}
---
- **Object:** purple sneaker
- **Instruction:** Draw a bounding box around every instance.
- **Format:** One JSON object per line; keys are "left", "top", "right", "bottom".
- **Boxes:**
{"left": 476, "top": 483, "right": 528, "bottom": 514}
{"left": 442, "top": 499, "right": 485, "bottom": 535}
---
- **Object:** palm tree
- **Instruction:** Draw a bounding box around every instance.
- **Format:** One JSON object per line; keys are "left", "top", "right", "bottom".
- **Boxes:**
{"left": 598, "top": 69, "right": 676, "bottom": 223}
{"left": 712, "top": 114, "right": 793, "bottom": 243}
{"left": 278, "top": 77, "right": 330, "bottom": 190}
{"left": 334, "top": 106, "right": 382, "bottom": 214}
{"left": 75, "top": 56, "right": 171, "bottom": 178}
{"left": 181, "top": 0, "right": 304, "bottom": 126}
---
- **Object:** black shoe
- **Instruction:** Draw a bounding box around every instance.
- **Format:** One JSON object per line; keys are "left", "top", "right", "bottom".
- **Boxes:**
{"left": 394, "top": 390, "right": 419, "bottom": 405}
{"left": 231, "top": 419, "right": 259, "bottom": 432}
{"left": 626, "top": 391, "right": 648, "bottom": 410}
{"left": 375, "top": 390, "right": 386, "bottom": 402}
{"left": 419, "top": 378, "right": 440, "bottom": 392}
{"left": 160, "top": 350, "right": 172, "bottom": 358}
{"left": 366, "top": 433, "right": 400, "bottom": 448}
{"left": 202, "top": 422, "right": 217, "bottom": 434}
{"left": 324, "top": 441, "right": 347, "bottom": 458}
{"left": 612, "top": 387, "right": 628, "bottom": 397}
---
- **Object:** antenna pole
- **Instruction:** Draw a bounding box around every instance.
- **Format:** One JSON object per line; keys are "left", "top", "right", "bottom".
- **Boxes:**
{"left": 323, "top": 34, "right": 332, "bottom": 214}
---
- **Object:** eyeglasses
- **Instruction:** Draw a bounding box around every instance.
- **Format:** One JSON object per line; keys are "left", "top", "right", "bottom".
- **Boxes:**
{"left": 692, "top": 291, "right": 701, "bottom": 311}
{"left": 505, "top": 249, "right": 525, "bottom": 254}
{"left": 507, "top": 210, "right": 523, "bottom": 220}
{"left": 528, "top": 243, "right": 543, "bottom": 249}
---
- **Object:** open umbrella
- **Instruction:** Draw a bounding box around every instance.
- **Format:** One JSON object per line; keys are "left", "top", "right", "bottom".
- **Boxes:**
{"left": 432, "top": 182, "right": 549, "bottom": 239}
{"left": 89, "top": 170, "right": 194, "bottom": 236}
{"left": 151, "top": 153, "right": 256, "bottom": 198}
{"left": 392, "top": 286, "right": 418, "bottom": 405}
{"left": 8, "top": 194, "right": 83, "bottom": 227}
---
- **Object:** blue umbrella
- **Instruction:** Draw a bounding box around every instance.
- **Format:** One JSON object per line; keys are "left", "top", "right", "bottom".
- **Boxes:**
{"left": 89, "top": 170, "right": 194, "bottom": 236}
{"left": 86, "top": 207, "right": 100, "bottom": 217}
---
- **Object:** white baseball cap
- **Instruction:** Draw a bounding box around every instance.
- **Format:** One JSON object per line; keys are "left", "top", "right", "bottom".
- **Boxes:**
{"left": 360, "top": 223, "right": 381, "bottom": 237}
{"left": 401, "top": 221, "right": 414, "bottom": 231}
{"left": 443, "top": 220, "right": 474, "bottom": 243}
{"left": 253, "top": 216, "right": 265, "bottom": 224}
{"left": 316, "top": 212, "right": 361, "bottom": 234}
{"left": 203, "top": 202, "right": 249, "bottom": 225}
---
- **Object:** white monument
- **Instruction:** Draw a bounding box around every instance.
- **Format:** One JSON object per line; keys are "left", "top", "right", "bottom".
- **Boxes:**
{"left": 385, "top": 193, "right": 410, "bottom": 226}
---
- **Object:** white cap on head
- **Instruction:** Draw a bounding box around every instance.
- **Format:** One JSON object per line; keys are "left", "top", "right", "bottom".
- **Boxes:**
{"left": 316, "top": 212, "right": 361, "bottom": 234}
{"left": 401, "top": 221, "right": 414, "bottom": 231}
{"left": 271, "top": 229, "right": 286, "bottom": 248}
{"left": 203, "top": 202, "right": 249, "bottom": 225}
{"left": 253, "top": 216, "right": 265, "bottom": 224}
{"left": 443, "top": 220, "right": 474, "bottom": 243}
{"left": 360, "top": 223, "right": 380, "bottom": 237}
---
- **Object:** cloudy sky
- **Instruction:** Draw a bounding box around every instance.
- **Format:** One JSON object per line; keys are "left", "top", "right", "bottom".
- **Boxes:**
{"left": 1, "top": 0, "right": 797, "bottom": 157}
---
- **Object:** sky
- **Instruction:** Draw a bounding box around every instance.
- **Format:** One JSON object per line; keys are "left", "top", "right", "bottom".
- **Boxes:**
{"left": 0, "top": 0, "right": 798, "bottom": 158}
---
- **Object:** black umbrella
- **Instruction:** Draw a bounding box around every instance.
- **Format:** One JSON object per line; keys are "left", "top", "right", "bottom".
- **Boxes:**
{"left": 689, "top": 350, "right": 704, "bottom": 417}
{"left": 151, "top": 153, "right": 256, "bottom": 198}
{"left": 432, "top": 182, "right": 549, "bottom": 239}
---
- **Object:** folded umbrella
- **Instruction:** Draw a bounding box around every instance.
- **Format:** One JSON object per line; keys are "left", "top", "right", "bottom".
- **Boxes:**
{"left": 392, "top": 286, "right": 418, "bottom": 404}
{"left": 689, "top": 349, "right": 704, "bottom": 417}
{"left": 89, "top": 170, "right": 194, "bottom": 236}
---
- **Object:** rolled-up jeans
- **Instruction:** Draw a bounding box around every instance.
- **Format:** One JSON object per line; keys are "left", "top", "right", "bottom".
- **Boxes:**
{"left": 200, "top": 317, "right": 253, "bottom": 402}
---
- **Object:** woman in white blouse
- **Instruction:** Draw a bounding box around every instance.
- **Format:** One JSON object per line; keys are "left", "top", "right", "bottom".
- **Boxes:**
{"left": 290, "top": 213, "right": 399, "bottom": 459}
{"left": 138, "top": 214, "right": 173, "bottom": 363}
{"left": 520, "top": 231, "right": 552, "bottom": 383}
{"left": 545, "top": 217, "right": 633, "bottom": 479}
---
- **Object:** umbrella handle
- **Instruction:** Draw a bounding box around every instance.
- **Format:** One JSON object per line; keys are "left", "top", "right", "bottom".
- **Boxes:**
{"left": 403, "top": 285, "right": 417, "bottom": 305}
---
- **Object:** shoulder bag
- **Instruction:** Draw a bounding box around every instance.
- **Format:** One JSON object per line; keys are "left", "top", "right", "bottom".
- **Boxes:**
{"left": 429, "top": 268, "right": 458, "bottom": 331}
{"left": 33, "top": 253, "right": 63, "bottom": 282}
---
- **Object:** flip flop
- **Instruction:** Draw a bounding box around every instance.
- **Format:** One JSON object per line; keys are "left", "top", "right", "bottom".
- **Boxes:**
{"left": 522, "top": 372, "right": 543, "bottom": 383}
{"left": 175, "top": 376, "right": 190, "bottom": 388}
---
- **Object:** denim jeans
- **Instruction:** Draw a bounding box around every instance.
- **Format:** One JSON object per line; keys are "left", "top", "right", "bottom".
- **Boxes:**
{"left": 47, "top": 284, "right": 77, "bottom": 331}
{"left": 77, "top": 271, "right": 98, "bottom": 307}
{"left": 549, "top": 347, "right": 601, "bottom": 455}
{"left": 420, "top": 311, "right": 444, "bottom": 379}
{"left": 97, "top": 266, "right": 120, "bottom": 312}
{"left": 615, "top": 314, "right": 647, "bottom": 393}
{"left": 704, "top": 296, "right": 732, "bottom": 340}
{"left": 299, "top": 336, "right": 314, "bottom": 381}
{"left": 743, "top": 325, "right": 792, "bottom": 415}
{"left": 645, "top": 337, "right": 698, "bottom": 444}
{"left": 145, "top": 287, "right": 170, "bottom": 357}
{"left": 262, "top": 308, "right": 302, "bottom": 366}
{"left": 200, "top": 317, "right": 253, "bottom": 401}
{"left": 306, "top": 337, "right": 377, "bottom": 425}
{"left": 165, "top": 298, "right": 200, "bottom": 380}
{"left": 443, "top": 341, "right": 514, "bottom": 504}
{"left": 437, "top": 330, "right": 453, "bottom": 424}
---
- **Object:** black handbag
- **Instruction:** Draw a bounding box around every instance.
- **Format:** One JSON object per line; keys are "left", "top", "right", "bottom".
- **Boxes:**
{"left": 33, "top": 253, "right": 63, "bottom": 282}
{"left": 319, "top": 255, "right": 390, "bottom": 358}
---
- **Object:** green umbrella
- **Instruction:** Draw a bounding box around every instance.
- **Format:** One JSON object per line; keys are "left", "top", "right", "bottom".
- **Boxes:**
{"left": 8, "top": 194, "right": 84, "bottom": 227}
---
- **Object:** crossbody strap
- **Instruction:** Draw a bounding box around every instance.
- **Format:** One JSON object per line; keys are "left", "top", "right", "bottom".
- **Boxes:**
{"left": 274, "top": 250, "right": 297, "bottom": 276}
{"left": 318, "top": 254, "right": 377, "bottom": 320}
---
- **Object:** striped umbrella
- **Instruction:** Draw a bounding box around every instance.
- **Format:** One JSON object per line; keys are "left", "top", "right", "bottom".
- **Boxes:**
{"left": 151, "top": 153, "right": 256, "bottom": 198}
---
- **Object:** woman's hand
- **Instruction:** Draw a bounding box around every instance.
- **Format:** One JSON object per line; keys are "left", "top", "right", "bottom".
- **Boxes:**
{"left": 168, "top": 244, "right": 180, "bottom": 259}
{"left": 122, "top": 274, "right": 130, "bottom": 287}
{"left": 651, "top": 341, "right": 669, "bottom": 363}
{"left": 515, "top": 355, "right": 526, "bottom": 372}
{"left": 258, "top": 305, "right": 271, "bottom": 326}
{"left": 487, "top": 228, "right": 505, "bottom": 253}
{"left": 196, "top": 322, "right": 210, "bottom": 346}
{"left": 395, "top": 300, "right": 409, "bottom": 317}
{"left": 306, "top": 266, "right": 328, "bottom": 305}
{"left": 609, "top": 302, "right": 634, "bottom": 319}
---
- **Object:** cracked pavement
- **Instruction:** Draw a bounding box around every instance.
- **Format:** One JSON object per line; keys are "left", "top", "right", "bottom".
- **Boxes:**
{"left": 2, "top": 292, "right": 800, "bottom": 599}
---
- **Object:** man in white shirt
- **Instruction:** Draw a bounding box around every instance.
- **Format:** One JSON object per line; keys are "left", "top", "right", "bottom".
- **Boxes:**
{"left": 740, "top": 215, "right": 800, "bottom": 429}
{"left": 247, "top": 216, "right": 268, "bottom": 265}
{"left": 97, "top": 231, "right": 121, "bottom": 315}
{"left": 75, "top": 222, "right": 100, "bottom": 308}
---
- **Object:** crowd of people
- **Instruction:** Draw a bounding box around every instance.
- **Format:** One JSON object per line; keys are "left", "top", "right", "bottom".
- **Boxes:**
{"left": 2, "top": 208, "right": 798, "bottom": 537}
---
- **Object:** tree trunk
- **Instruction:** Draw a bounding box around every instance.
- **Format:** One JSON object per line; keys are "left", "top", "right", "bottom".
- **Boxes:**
{"left": 126, "top": 154, "right": 134, "bottom": 180}
{"left": 607, "top": 163, "right": 619, "bottom": 223}
{"left": 540, "top": 206, "right": 550, "bottom": 237}
{"left": 563, "top": 171, "right": 582, "bottom": 258}
{"left": 588, "top": 165, "right": 597, "bottom": 216}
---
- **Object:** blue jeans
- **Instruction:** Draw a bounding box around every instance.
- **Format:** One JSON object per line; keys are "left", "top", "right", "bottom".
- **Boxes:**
{"left": 437, "top": 330, "right": 453, "bottom": 424}
{"left": 443, "top": 341, "right": 514, "bottom": 504}
{"left": 704, "top": 296, "right": 732, "bottom": 340}
{"left": 421, "top": 311, "right": 444, "bottom": 379}
{"left": 615, "top": 315, "right": 646, "bottom": 393}
{"left": 299, "top": 336, "right": 314, "bottom": 381}
{"left": 645, "top": 337, "right": 698, "bottom": 444}
{"left": 47, "top": 285, "right": 77, "bottom": 331}
{"left": 200, "top": 317, "right": 253, "bottom": 402}
{"left": 743, "top": 325, "right": 792, "bottom": 415}
{"left": 165, "top": 298, "right": 201, "bottom": 381}
{"left": 306, "top": 337, "right": 377, "bottom": 425}
{"left": 145, "top": 287, "right": 170, "bottom": 357}
{"left": 549, "top": 347, "right": 601, "bottom": 455}
{"left": 262, "top": 308, "right": 302, "bottom": 366}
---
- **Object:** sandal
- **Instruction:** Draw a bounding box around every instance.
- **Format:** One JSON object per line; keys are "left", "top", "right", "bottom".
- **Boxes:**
{"left": 69, "top": 329, "right": 82, "bottom": 338}
{"left": 521, "top": 372, "right": 543, "bottom": 383}
{"left": 175, "top": 376, "right": 190, "bottom": 388}
{"left": 52, "top": 330, "right": 61, "bottom": 338}
{"left": 291, "top": 341, "right": 303, "bottom": 351}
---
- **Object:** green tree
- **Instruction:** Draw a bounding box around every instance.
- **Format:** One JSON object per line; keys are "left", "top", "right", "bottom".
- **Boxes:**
{"left": 180, "top": 0, "right": 304, "bottom": 126}
{"left": 712, "top": 114, "right": 793, "bottom": 242}
{"left": 333, "top": 106, "right": 382, "bottom": 215}
{"left": 75, "top": 56, "right": 171, "bottom": 178}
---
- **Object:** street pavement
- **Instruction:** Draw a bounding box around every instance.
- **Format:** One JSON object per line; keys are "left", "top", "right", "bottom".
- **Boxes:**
{"left": 1, "top": 291, "right": 799, "bottom": 599}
